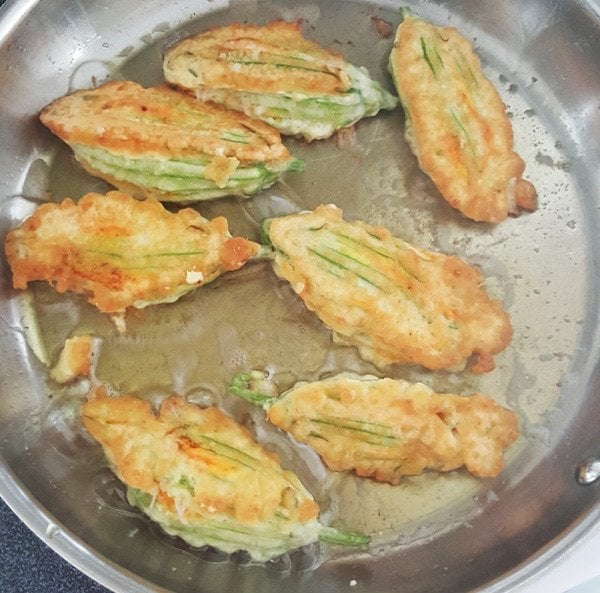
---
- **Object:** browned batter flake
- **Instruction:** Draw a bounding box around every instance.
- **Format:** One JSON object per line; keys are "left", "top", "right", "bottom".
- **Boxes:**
{"left": 370, "top": 16, "right": 393, "bottom": 39}
{"left": 50, "top": 335, "right": 94, "bottom": 384}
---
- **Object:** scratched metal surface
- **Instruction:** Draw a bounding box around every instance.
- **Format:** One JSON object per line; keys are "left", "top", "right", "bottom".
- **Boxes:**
{"left": 0, "top": 1, "right": 599, "bottom": 592}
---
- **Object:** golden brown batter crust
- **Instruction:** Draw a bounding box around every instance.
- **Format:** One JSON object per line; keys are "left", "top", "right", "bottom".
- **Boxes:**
{"left": 267, "top": 374, "right": 519, "bottom": 483}
{"left": 5, "top": 190, "right": 260, "bottom": 314}
{"left": 40, "top": 80, "right": 291, "bottom": 164}
{"left": 164, "top": 21, "right": 351, "bottom": 96}
{"left": 266, "top": 205, "right": 512, "bottom": 372}
{"left": 389, "top": 15, "right": 537, "bottom": 222}
{"left": 83, "top": 388, "right": 319, "bottom": 526}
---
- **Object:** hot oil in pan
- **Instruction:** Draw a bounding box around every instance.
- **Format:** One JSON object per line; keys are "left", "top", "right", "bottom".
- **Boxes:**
{"left": 23, "top": 0, "right": 587, "bottom": 563}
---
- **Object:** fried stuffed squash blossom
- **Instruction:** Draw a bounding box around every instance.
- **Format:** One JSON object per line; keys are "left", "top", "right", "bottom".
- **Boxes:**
{"left": 262, "top": 205, "right": 512, "bottom": 373}
{"left": 230, "top": 372, "right": 520, "bottom": 483}
{"left": 4, "top": 191, "right": 260, "bottom": 324}
{"left": 82, "top": 388, "right": 368, "bottom": 561}
{"left": 388, "top": 10, "right": 537, "bottom": 222}
{"left": 163, "top": 21, "right": 398, "bottom": 141}
{"left": 39, "top": 81, "right": 301, "bottom": 202}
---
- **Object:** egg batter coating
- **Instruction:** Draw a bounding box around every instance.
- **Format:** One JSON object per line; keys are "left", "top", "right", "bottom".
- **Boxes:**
{"left": 82, "top": 388, "right": 368, "bottom": 560}
{"left": 263, "top": 205, "right": 511, "bottom": 373}
{"left": 39, "top": 80, "right": 301, "bottom": 201}
{"left": 231, "top": 372, "right": 519, "bottom": 483}
{"left": 4, "top": 190, "right": 260, "bottom": 316}
{"left": 163, "top": 21, "right": 398, "bottom": 141}
{"left": 388, "top": 12, "right": 537, "bottom": 222}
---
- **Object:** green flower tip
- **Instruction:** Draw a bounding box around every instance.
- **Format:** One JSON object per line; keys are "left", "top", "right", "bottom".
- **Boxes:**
{"left": 228, "top": 371, "right": 276, "bottom": 408}
{"left": 319, "top": 526, "right": 371, "bottom": 547}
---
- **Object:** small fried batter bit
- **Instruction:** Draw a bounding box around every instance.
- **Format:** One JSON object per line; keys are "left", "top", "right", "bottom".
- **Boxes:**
{"left": 230, "top": 372, "right": 519, "bottom": 484}
{"left": 82, "top": 388, "right": 369, "bottom": 560}
{"left": 164, "top": 21, "right": 398, "bottom": 141}
{"left": 388, "top": 11, "right": 537, "bottom": 222}
{"left": 50, "top": 335, "right": 95, "bottom": 384}
{"left": 263, "top": 205, "right": 512, "bottom": 373}
{"left": 40, "top": 81, "right": 302, "bottom": 202}
{"left": 4, "top": 191, "right": 260, "bottom": 325}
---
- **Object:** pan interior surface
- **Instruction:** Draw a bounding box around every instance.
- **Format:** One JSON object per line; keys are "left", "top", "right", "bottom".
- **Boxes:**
{"left": 0, "top": 1, "right": 599, "bottom": 592}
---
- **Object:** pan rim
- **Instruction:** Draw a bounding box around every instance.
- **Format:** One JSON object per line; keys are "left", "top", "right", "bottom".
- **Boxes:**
{"left": 1, "top": 0, "right": 599, "bottom": 592}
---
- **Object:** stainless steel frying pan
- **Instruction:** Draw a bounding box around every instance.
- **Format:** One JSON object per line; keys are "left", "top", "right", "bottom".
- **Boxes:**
{"left": 1, "top": 1, "right": 599, "bottom": 592}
